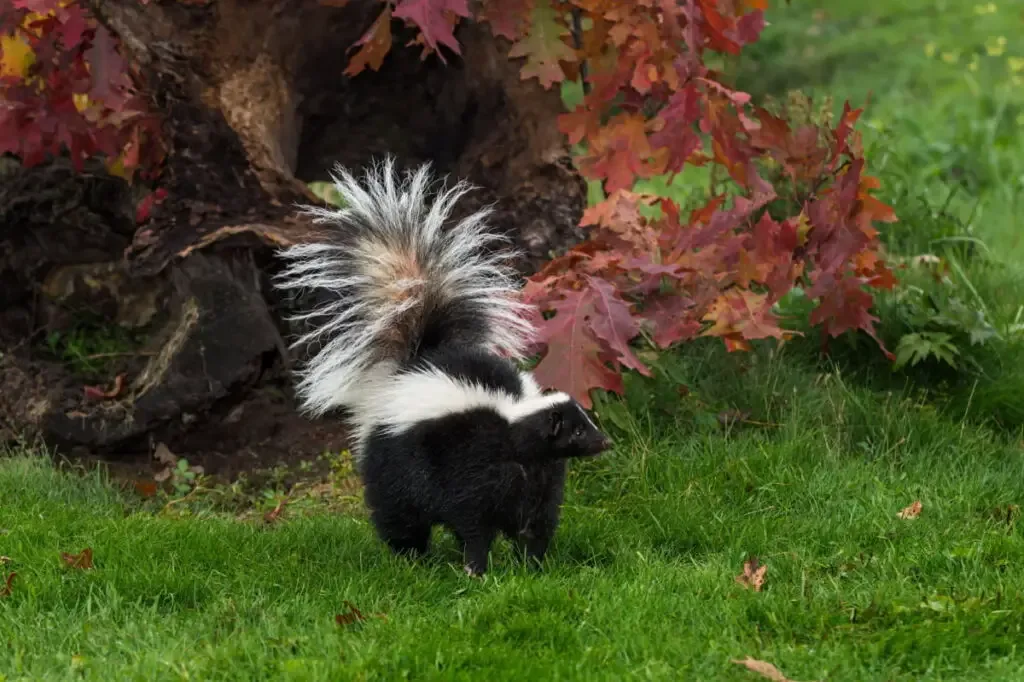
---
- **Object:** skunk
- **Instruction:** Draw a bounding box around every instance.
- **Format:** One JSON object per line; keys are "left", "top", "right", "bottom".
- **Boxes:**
{"left": 275, "top": 157, "right": 610, "bottom": 576}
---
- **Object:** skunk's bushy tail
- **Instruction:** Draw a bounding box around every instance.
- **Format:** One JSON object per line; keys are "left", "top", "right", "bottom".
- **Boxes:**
{"left": 274, "top": 157, "right": 536, "bottom": 417}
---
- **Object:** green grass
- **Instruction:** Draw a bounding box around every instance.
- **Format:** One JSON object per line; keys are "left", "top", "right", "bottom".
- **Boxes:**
{"left": 5, "top": 1, "right": 1024, "bottom": 680}
{"left": 3, "top": 354, "right": 1024, "bottom": 680}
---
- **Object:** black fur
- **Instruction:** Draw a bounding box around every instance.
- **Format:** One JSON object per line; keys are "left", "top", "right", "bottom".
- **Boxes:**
{"left": 361, "top": 351, "right": 610, "bottom": 576}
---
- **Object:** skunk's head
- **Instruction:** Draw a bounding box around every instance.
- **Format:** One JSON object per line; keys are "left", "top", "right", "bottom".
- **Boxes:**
{"left": 510, "top": 392, "right": 611, "bottom": 459}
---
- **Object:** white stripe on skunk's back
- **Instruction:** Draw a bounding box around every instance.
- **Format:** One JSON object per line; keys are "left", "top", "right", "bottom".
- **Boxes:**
{"left": 350, "top": 366, "right": 570, "bottom": 450}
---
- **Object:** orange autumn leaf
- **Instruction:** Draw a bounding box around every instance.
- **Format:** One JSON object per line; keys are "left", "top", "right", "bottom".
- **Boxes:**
{"left": 735, "top": 556, "right": 767, "bottom": 591}
{"left": 898, "top": 500, "right": 923, "bottom": 520}
{"left": 61, "top": 548, "right": 94, "bottom": 570}
{"left": 731, "top": 657, "right": 811, "bottom": 682}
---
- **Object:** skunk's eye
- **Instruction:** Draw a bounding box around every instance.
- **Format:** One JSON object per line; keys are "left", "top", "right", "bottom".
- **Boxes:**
{"left": 573, "top": 426, "right": 583, "bottom": 438}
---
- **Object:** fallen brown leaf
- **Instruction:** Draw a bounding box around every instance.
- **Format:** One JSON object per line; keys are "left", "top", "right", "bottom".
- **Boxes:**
{"left": 335, "top": 601, "right": 366, "bottom": 627}
{"left": 61, "top": 548, "right": 94, "bottom": 570}
{"left": 83, "top": 374, "right": 125, "bottom": 401}
{"left": 134, "top": 480, "right": 158, "bottom": 498}
{"left": 735, "top": 557, "right": 767, "bottom": 592}
{"left": 731, "top": 657, "right": 802, "bottom": 681}
{"left": 897, "top": 500, "right": 922, "bottom": 519}
{"left": 0, "top": 572, "right": 16, "bottom": 598}
{"left": 264, "top": 498, "right": 289, "bottom": 524}
{"left": 334, "top": 600, "right": 386, "bottom": 627}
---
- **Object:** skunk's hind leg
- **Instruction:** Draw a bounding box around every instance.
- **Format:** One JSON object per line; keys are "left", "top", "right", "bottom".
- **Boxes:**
{"left": 370, "top": 509, "right": 431, "bottom": 557}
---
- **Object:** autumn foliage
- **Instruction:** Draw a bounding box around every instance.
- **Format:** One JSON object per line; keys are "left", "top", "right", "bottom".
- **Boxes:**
{"left": 0, "top": 0, "right": 161, "bottom": 179}
{"left": 1, "top": 0, "right": 899, "bottom": 409}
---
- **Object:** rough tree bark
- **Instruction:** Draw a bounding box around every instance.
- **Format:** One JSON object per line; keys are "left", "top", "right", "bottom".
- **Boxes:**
{"left": 0, "top": 0, "right": 586, "bottom": 470}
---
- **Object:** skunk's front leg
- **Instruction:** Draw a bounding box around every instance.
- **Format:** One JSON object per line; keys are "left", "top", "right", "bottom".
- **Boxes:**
{"left": 456, "top": 525, "right": 496, "bottom": 577}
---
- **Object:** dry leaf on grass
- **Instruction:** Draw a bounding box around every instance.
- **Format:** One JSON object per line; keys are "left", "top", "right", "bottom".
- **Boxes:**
{"left": 735, "top": 557, "right": 767, "bottom": 591}
{"left": 0, "top": 572, "right": 16, "bottom": 598}
{"left": 897, "top": 500, "right": 922, "bottom": 519}
{"left": 264, "top": 498, "right": 289, "bottom": 524}
{"left": 731, "top": 657, "right": 809, "bottom": 681}
{"left": 61, "top": 548, "right": 94, "bottom": 570}
{"left": 335, "top": 600, "right": 386, "bottom": 627}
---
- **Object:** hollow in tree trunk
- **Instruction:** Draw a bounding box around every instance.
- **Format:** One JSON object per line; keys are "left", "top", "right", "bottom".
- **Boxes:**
{"left": 0, "top": 0, "right": 586, "bottom": 475}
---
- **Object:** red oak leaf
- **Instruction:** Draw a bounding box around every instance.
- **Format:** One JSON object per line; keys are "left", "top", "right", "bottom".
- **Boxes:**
{"left": 702, "top": 289, "right": 787, "bottom": 343}
{"left": 735, "top": 10, "right": 766, "bottom": 44}
{"left": 12, "top": 0, "right": 54, "bottom": 11}
{"left": 638, "top": 292, "right": 700, "bottom": 348}
{"left": 478, "top": 0, "right": 530, "bottom": 41}
{"left": 585, "top": 276, "right": 650, "bottom": 377}
{"left": 508, "top": 0, "right": 576, "bottom": 89}
{"left": 84, "top": 25, "right": 130, "bottom": 108}
{"left": 649, "top": 83, "right": 703, "bottom": 172}
{"left": 531, "top": 284, "right": 628, "bottom": 407}
{"left": 392, "top": 0, "right": 470, "bottom": 60}
{"left": 577, "top": 113, "right": 667, "bottom": 193}
{"left": 344, "top": 7, "right": 393, "bottom": 76}
{"left": 558, "top": 105, "right": 601, "bottom": 145}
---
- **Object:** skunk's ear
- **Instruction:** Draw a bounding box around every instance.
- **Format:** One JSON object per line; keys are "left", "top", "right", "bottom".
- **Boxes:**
{"left": 548, "top": 409, "right": 563, "bottom": 438}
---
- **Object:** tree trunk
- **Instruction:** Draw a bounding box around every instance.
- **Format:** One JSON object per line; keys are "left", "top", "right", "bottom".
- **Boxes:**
{"left": 0, "top": 0, "right": 586, "bottom": 473}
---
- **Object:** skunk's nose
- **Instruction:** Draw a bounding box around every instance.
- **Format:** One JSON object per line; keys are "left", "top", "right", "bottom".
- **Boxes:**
{"left": 596, "top": 435, "right": 612, "bottom": 451}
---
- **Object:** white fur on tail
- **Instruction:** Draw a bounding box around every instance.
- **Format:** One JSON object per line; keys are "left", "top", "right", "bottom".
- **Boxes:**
{"left": 275, "top": 157, "right": 536, "bottom": 417}
{"left": 350, "top": 366, "right": 571, "bottom": 451}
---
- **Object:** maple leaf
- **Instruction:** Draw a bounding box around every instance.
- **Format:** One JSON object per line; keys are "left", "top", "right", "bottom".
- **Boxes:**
{"left": 508, "top": 0, "right": 575, "bottom": 89}
{"left": 344, "top": 7, "right": 393, "bottom": 77}
{"left": 735, "top": 556, "right": 766, "bottom": 591}
{"left": 897, "top": 500, "right": 922, "bottom": 520}
{"left": 61, "top": 548, "right": 94, "bottom": 570}
{"left": 731, "top": 657, "right": 808, "bottom": 682}
{"left": 392, "top": 0, "right": 470, "bottom": 60}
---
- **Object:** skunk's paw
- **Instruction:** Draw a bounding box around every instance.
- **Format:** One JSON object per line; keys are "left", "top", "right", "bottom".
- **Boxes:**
{"left": 463, "top": 564, "right": 484, "bottom": 579}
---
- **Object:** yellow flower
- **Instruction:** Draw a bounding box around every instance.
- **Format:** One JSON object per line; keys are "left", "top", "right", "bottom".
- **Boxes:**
{"left": 973, "top": 2, "right": 997, "bottom": 14}
{"left": 941, "top": 50, "right": 960, "bottom": 64}
{"left": 1008, "top": 56, "right": 1024, "bottom": 73}
{"left": 925, "top": 42, "right": 937, "bottom": 58}
{"left": 986, "top": 36, "right": 1007, "bottom": 57}
{"left": 968, "top": 55, "right": 980, "bottom": 72}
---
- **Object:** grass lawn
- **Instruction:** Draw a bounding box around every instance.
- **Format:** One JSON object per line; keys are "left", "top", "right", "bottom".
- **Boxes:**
{"left": 3, "top": 1, "right": 1024, "bottom": 680}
